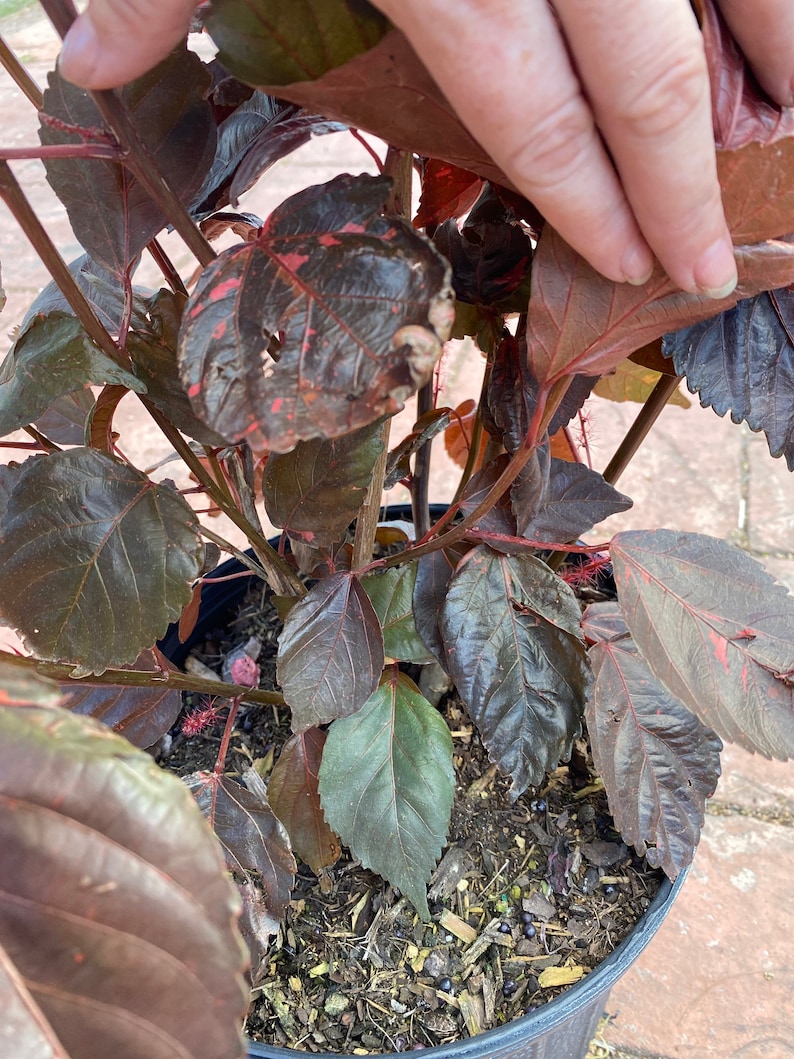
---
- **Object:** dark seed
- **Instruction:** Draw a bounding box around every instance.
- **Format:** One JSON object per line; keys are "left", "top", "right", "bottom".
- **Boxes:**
{"left": 535, "top": 798, "right": 547, "bottom": 812}
{"left": 437, "top": 976, "right": 453, "bottom": 994}
{"left": 502, "top": 979, "right": 518, "bottom": 996}
{"left": 498, "top": 921, "right": 511, "bottom": 934}
{"left": 523, "top": 923, "right": 536, "bottom": 939}
{"left": 520, "top": 910, "right": 533, "bottom": 924}
{"left": 603, "top": 884, "right": 616, "bottom": 895}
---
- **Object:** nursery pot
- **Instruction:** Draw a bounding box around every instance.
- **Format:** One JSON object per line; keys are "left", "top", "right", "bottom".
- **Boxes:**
{"left": 158, "top": 507, "right": 687, "bottom": 1059}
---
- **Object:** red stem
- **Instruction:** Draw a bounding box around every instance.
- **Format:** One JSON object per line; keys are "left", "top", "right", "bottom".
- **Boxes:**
{"left": 0, "top": 144, "right": 124, "bottom": 161}
{"left": 208, "top": 696, "right": 243, "bottom": 828}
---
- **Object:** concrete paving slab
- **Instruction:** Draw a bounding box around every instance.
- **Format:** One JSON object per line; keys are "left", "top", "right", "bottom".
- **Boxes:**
{"left": 746, "top": 426, "right": 794, "bottom": 556}
{"left": 603, "top": 811, "right": 794, "bottom": 1058}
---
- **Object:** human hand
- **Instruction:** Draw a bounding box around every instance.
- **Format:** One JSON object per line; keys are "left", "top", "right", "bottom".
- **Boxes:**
{"left": 58, "top": 0, "right": 794, "bottom": 298}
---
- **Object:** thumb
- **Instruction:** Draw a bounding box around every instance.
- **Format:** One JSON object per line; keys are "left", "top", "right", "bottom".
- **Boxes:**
{"left": 58, "top": 0, "right": 198, "bottom": 89}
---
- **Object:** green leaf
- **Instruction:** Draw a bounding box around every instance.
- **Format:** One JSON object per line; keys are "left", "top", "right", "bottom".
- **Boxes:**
{"left": 361, "top": 563, "right": 436, "bottom": 664}
{"left": 0, "top": 312, "right": 144, "bottom": 437}
{"left": 39, "top": 49, "right": 216, "bottom": 274}
{"left": 0, "top": 448, "right": 202, "bottom": 675}
{"left": 611, "top": 529, "right": 794, "bottom": 759}
{"left": 277, "top": 571, "right": 384, "bottom": 731}
{"left": 269, "top": 728, "right": 341, "bottom": 874}
{"left": 178, "top": 174, "right": 452, "bottom": 452}
{"left": 0, "top": 663, "right": 61, "bottom": 708}
{"left": 263, "top": 421, "right": 385, "bottom": 548}
{"left": 593, "top": 358, "right": 690, "bottom": 408}
{"left": 127, "top": 290, "right": 229, "bottom": 447}
{"left": 318, "top": 671, "right": 454, "bottom": 919}
{"left": 205, "top": 0, "right": 389, "bottom": 87}
{"left": 0, "top": 705, "right": 248, "bottom": 1058}
{"left": 441, "top": 546, "right": 590, "bottom": 796}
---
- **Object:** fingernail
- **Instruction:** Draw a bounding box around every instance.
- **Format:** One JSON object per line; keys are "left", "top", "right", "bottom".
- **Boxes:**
{"left": 621, "top": 242, "right": 654, "bottom": 286}
{"left": 693, "top": 236, "right": 738, "bottom": 300}
{"left": 59, "top": 17, "right": 99, "bottom": 85}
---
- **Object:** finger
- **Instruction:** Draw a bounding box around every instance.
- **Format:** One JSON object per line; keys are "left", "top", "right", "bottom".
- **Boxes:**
{"left": 555, "top": 0, "right": 737, "bottom": 298}
{"left": 58, "top": 0, "right": 197, "bottom": 89}
{"left": 717, "top": 0, "right": 794, "bottom": 106}
{"left": 375, "top": 0, "right": 655, "bottom": 286}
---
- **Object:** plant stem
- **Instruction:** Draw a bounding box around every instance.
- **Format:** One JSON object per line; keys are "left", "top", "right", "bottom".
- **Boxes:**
{"left": 411, "top": 380, "right": 434, "bottom": 539}
{"left": 39, "top": 0, "right": 216, "bottom": 270}
{"left": 601, "top": 373, "right": 685, "bottom": 486}
{"left": 0, "top": 144, "right": 124, "bottom": 161}
{"left": 146, "top": 237, "right": 189, "bottom": 297}
{"left": 0, "top": 34, "right": 42, "bottom": 109}
{"left": 143, "top": 402, "right": 304, "bottom": 597}
{"left": 352, "top": 146, "right": 414, "bottom": 567}
{"left": 23, "top": 425, "right": 60, "bottom": 453}
{"left": 0, "top": 648, "right": 284, "bottom": 706}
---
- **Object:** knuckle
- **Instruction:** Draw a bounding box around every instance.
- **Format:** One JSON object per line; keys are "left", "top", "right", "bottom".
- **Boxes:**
{"left": 612, "top": 50, "right": 710, "bottom": 139}
{"left": 508, "top": 95, "right": 597, "bottom": 192}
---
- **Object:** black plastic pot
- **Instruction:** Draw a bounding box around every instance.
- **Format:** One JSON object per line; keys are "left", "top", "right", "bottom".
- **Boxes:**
{"left": 158, "top": 506, "right": 686, "bottom": 1059}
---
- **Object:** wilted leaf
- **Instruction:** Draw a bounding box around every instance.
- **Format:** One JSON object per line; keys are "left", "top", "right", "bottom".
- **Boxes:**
{"left": 415, "top": 160, "right": 482, "bottom": 229}
{"left": 179, "top": 174, "right": 452, "bottom": 452}
{"left": 277, "top": 571, "right": 384, "bottom": 731}
{"left": 0, "top": 663, "right": 61, "bottom": 708}
{"left": 612, "top": 530, "right": 794, "bottom": 759}
{"left": 0, "top": 705, "right": 247, "bottom": 1059}
{"left": 0, "top": 312, "right": 144, "bottom": 437}
{"left": 0, "top": 448, "right": 202, "bottom": 675}
{"left": 519, "top": 459, "right": 633, "bottom": 544}
{"left": 263, "top": 421, "right": 384, "bottom": 547}
{"left": 318, "top": 671, "right": 454, "bottom": 919}
{"left": 593, "top": 358, "right": 690, "bottom": 408}
{"left": 64, "top": 649, "right": 182, "bottom": 748}
{"left": 39, "top": 50, "right": 215, "bottom": 274}
{"left": 269, "top": 728, "right": 341, "bottom": 874}
{"left": 205, "top": 0, "right": 389, "bottom": 87}
{"left": 128, "top": 290, "right": 229, "bottom": 447}
{"left": 664, "top": 288, "right": 794, "bottom": 467}
{"left": 192, "top": 775, "right": 295, "bottom": 921}
{"left": 584, "top": 602, "right": 722, "bottom": 879}
{"left": 384, "top": 408, "right": 452, "bottom": 488}
{"left": 443, "top": 399, "right": 488, "bottom": 471}
{"left": 361, "top": 563, "right": 436, "bottom": 664}
{"left": 440, "top": 546, "right": 590, "bottom": 795}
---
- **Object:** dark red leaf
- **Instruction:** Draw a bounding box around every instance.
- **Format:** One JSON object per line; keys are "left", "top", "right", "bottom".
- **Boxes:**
{"left": 263, "top": 421, "right": 385, "bottom": 548}
{"left": 64, "top": 649, "right": 182, "bottom": 749}
{"left": 0, "top": 942, "right": 71, "bottom": 1058}
{"left": 269, "top": 728, "right": 341, "bottom": 874}
{"left": 277, "top": 572, "right": 384, "bottom": 731}
{"left": 413, "top": 546, "right": 465, "bottom": 670}
{"left": 0, "top": 706, "right": 248, "bottom": 1059}
{"left": 192, "top": 775, "right": 296, "bottom": 921}
{"left": 664, "top": 288, "right": 794, "bottom": 468}
{"left": 519, "top": 459, "right": 633, "bottom": 544}
{"left": 611, "top": 530, "right": 794, "bottom": 760}
{"left": 179, "top": 174, "right": 452, "bottom": 452}
{"left": 39, "top": 50, "right": 216, "bottom": 275}
{"left": 525, "top": 231, "right": 794, "bottom": 386}
{"left": 414, "top": 160, "right": 482, "bottom": 228}
{"left": 584, "top": 602, "right": 722, "bottom": 880}
{"left": 440, "top": 546, "right": 590, "bottom": 796}
{"left": 234, "top": 29, "right": 508, "bottom": 188}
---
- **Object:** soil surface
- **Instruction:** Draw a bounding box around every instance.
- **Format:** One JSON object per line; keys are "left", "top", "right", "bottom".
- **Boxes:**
{"left": 157, "top": 579, "right": 664, "bottom": 1055}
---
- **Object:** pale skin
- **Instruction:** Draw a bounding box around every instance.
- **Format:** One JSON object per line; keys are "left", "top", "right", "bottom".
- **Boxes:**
{"left": 58, "top": 0, "right": 794, "bottom": 298}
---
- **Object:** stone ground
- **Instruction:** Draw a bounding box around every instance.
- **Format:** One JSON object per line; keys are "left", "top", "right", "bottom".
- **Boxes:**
{"left": 1, "top": 9, "right": 794, "bottom": 1058}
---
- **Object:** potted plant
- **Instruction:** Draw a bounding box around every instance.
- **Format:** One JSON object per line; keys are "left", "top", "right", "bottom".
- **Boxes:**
{"left": 1, "top": 0, "right": 793, "bottom": 1056}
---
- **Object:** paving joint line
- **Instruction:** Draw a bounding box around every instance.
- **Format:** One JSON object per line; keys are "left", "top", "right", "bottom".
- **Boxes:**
{"left": 706, "top": 798, "right": 794, "bottom": 828}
